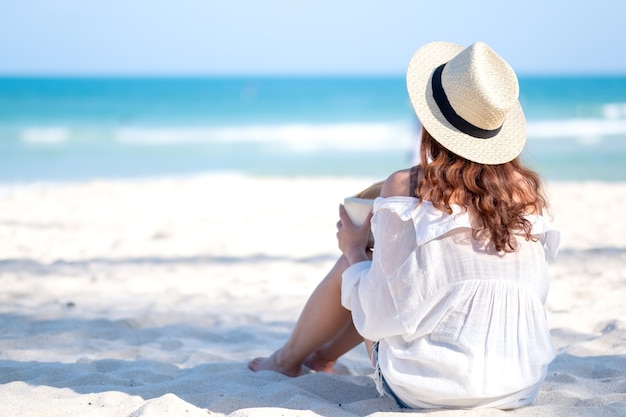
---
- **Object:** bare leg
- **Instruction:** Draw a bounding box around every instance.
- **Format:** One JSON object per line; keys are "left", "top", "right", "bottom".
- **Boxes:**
{"left": 249, "top": 255, "right": 360, "bottom": 376}
{"left": 303, "top": 320, "right": 363, "bottom": 373}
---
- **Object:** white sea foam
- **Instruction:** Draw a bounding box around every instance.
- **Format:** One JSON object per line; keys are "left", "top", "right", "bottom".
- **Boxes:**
{"left": 526, "top": 118, "right": 626, "bottom": 142}
{"left": 14, "top": 118, "right": 626, "bottom": 151}
{"left": 602, "top": 102, "right": 626, "bottom": 119}
{"left": 114, "top": 122, "right": 415, "bottom": 151}
{"left": 19, "top": 127, "right": 70, "bottom": 144}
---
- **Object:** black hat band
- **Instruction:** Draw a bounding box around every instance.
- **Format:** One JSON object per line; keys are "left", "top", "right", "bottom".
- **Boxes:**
{"left": 431, "top": 64, "right": 502, "bottom": 139}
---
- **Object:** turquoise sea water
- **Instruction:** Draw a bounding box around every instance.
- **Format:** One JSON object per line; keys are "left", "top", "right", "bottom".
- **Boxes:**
{"left": 1, "top": 76, "right": 626, "bottom": 182}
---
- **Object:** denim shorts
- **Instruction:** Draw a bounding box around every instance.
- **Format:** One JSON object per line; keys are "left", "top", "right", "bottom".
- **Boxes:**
{"left": 372, "top": 342, "right": 411, "bottom": 409}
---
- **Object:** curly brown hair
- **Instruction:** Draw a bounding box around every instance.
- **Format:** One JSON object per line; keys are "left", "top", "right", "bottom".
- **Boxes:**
{"left": 417, "top": 129, "right": 548, "bottom": 253}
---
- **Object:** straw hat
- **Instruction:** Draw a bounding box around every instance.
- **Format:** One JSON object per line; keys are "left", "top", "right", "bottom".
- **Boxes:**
{"left": 406, "top": 41, "right": 526, "bottom": 165}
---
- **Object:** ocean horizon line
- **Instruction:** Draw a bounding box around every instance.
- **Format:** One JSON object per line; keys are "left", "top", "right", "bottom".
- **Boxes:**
{"left": 1, "top": 73, "right": 626, "bottom": 80}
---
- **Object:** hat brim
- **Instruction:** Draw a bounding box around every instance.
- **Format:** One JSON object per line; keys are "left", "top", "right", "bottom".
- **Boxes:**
{"left": 406, "top": 42, "right": 526, "bottom": 165}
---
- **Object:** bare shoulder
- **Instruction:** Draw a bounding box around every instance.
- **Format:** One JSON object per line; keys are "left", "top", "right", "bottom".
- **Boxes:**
{"left": 381, "top": 168, "right": 412, "bottom": 198}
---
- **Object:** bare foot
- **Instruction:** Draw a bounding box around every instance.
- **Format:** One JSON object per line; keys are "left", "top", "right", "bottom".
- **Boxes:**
{"left": 303, "top": 351, "right": 336, "bottom": 373}
{"left": 248, "top": 350, "right": 302, "bottom": 377}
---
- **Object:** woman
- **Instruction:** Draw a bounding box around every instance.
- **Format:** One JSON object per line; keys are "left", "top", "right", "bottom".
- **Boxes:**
{"left": 249, "top": 41, "right": 560, "bottom": 409}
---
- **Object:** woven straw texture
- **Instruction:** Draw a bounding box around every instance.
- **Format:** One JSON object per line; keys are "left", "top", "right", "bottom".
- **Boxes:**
{"left": 406, "top": 41, "right": 526, "bottom": 165}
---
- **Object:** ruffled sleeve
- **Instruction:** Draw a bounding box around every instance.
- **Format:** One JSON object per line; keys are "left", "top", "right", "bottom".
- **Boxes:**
{"left": 341, "top": 197, "right": 421, "bottom": 340}
{"left": 527, "top": 214, "right": 561, "bottom": 260}
{"left": 374, "top": 197, "right": 472, "bottom": 246}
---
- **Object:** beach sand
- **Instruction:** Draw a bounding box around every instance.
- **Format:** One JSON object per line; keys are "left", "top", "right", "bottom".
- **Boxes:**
{"left": 1, "top": 174, "right": 625, "bottom": 417}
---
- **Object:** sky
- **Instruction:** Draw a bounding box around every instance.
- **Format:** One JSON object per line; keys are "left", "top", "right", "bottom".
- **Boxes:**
{"left": 1, "top": 0, "right": 625, "bottom": 76}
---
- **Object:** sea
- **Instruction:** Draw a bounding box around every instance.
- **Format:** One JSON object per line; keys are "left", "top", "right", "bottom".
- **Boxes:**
{"left": 1, "top": 76, "right": 626, "bottom": 183}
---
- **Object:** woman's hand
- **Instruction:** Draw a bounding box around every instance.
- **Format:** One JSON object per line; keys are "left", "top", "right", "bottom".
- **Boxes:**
{"left": 337, "top": 204, "right": 373, "bottom": 265}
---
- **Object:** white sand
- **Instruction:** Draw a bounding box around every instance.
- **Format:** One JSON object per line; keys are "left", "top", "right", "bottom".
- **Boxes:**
{"left": 1, "top": 174, "right": 625, "bottom": 417}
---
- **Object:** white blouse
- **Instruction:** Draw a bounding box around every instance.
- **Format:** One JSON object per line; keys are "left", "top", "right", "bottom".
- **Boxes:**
{"left": 342, "top": 196, "right": 560, "bottom": 409}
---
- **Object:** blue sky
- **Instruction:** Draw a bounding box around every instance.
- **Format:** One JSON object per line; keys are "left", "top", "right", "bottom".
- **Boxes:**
{"left": 1, "top": 0, "right": 625, "bottom": 76}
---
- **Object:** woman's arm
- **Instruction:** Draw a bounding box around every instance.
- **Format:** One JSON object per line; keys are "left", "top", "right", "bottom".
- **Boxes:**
{"left": 341, "top": 205, "right": 417, "bottom": 340}
{"left": 339, "top": 167, "right": 419, "bottom": 340}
